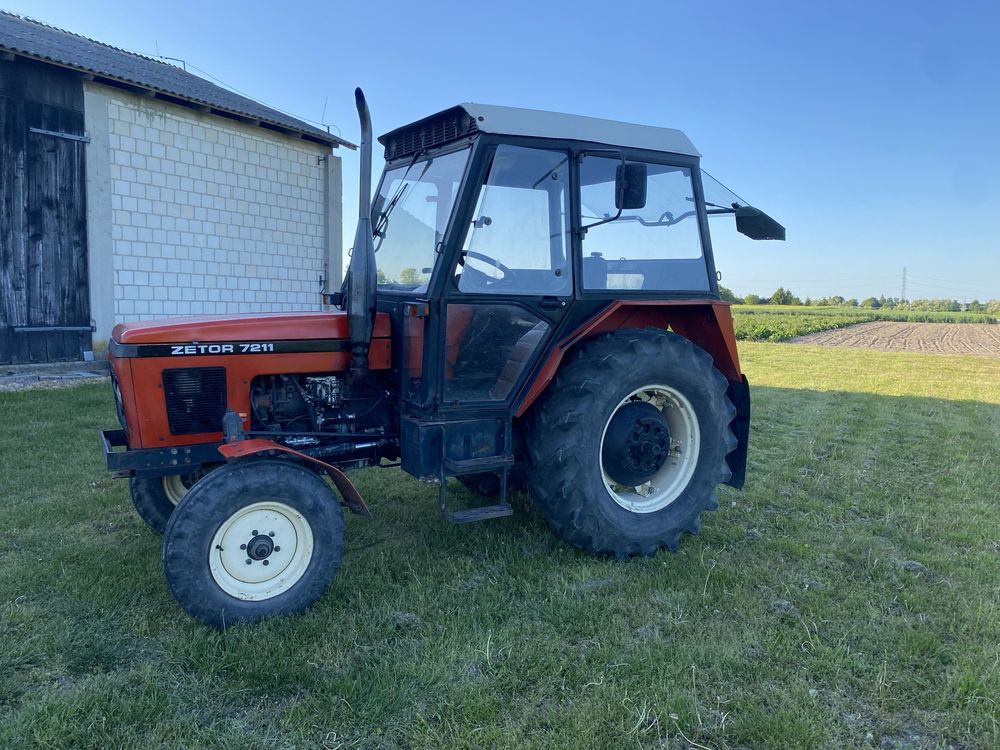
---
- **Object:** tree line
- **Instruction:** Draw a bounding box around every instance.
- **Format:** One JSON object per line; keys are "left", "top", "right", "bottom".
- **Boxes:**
{"left": 720, "top": 286, "right": 1000, "bottom": 313}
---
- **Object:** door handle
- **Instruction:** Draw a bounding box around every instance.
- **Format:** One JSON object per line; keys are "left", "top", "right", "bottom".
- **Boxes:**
{"left": 539, "top": 296, "right": 565, "bottom": 310}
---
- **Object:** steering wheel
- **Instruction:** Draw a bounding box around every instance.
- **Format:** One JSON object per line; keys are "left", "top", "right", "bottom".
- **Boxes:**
{"left": 461, "top": 251, "right": 519, "bottom": 284}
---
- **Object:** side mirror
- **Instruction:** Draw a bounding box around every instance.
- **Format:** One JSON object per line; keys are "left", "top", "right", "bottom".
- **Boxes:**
{"left": 615, "top": 162, "right": 647, "bottom": 210}
{"left": 735, "top": 206, "right": 786, "bottom": 241}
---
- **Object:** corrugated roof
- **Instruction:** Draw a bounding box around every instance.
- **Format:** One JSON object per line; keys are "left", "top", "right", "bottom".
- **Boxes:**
{"left": 0, "top": 11, "right": 354, "bottom": 149}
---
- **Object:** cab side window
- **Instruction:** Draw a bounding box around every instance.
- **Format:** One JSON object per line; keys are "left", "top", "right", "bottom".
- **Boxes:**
{"left": 579, "top": 155, "right": 709, "bottom": 291}
{"left": 455, "top": 145, "right": 571, "bottom": 296}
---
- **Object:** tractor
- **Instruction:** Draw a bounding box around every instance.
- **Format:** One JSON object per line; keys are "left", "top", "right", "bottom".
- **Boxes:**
{"left": 101, "top": 90, "right": 784, "bottom": 628}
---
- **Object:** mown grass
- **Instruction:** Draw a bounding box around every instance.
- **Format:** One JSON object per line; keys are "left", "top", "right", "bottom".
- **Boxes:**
{"left": 1, "top": 345, "right": 999, "bottom": 749}
{"left": 732, "top": 305, "right": 998, "bottom": 342}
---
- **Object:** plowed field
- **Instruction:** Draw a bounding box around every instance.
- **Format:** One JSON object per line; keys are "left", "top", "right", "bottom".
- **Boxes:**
{"left": 791, "top": 321, "right": 1000, "bottom": 357}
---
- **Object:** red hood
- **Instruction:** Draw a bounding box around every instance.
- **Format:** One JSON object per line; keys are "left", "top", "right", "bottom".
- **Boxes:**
{"left": 112, "top": 311, "right": 391, "bottom": 344}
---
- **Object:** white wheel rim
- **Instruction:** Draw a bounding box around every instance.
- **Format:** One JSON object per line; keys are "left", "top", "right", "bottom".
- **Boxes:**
{"left": 209, "top": 501, "right": 314, "bottom": 601}
{"left": 162, "top": 475, "right": 190, "bottom": 506}
{"left": 599, "top": 384, "right": 701, "bottom": 514}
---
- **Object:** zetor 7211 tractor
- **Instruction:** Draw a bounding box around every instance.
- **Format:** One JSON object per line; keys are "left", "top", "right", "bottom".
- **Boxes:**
{"left": 101, "top": 90, "right": 784, "bottom": 628}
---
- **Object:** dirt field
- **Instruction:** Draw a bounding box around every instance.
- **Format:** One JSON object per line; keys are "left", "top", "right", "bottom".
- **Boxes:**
{"left": 791, "top": 321, "right": 1000, "bottom": 357}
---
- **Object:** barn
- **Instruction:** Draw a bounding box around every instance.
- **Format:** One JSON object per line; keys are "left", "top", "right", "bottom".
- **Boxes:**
{"left": 0, "top": 11, "right": 352, "bottom": 365}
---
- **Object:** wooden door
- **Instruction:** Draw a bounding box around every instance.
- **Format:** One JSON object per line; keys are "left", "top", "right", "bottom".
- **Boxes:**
{"left": 0, "top": 61, "right": 90, "bottom": 364}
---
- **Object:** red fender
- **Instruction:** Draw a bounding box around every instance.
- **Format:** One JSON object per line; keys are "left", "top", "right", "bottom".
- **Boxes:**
{"left": 218, "top": 438, "right": 370, "bottom": 517}
{"left": 516, "top": 300, "right": 742, "bottom": 417}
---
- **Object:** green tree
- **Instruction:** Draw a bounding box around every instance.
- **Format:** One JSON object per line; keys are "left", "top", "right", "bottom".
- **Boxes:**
{"left": 718, "top": 285, "right": 743, "bottom": 304}
{"left": 769, "top": 287, "right": 801, "bottom": 305}
{"left": 860, "top": 297, "right": 881, "bottom": 308}
{"left": 398, "top": 267, "right": 422, "bottom": 286}
{"left": 744, "top": 293, "right": 763, "bottom": 305}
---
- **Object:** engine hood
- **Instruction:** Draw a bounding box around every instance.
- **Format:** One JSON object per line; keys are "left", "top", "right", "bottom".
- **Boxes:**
{"left": 112, "top": 311, "right": 391, "bottom": 344}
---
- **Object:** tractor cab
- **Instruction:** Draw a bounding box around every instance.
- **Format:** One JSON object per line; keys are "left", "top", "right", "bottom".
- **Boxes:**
{"left": 340, "top": 97, "right": 783, "bottom": 520}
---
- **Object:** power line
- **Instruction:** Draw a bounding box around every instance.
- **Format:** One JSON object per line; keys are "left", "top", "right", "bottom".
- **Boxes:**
{"left": 156, "top": 57, "right": 344, "bottom": 138}
{"left": 906, "top": 281, "right": 995, "bottom": 297}
{"left": 906, "top": 274, "right": 992, "bottom": 291}
{"left": 724, "top": 275, "right": 896, "bottom": 284}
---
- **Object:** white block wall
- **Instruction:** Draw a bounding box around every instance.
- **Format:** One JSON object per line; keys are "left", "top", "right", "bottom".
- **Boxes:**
{"left": 88, "top": 86, "right": 338, "bottom": 328}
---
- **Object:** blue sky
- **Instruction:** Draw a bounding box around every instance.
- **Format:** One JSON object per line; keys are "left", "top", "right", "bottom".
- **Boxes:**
{"left": 8, "top": 0, "right": 999, "bottom": 301}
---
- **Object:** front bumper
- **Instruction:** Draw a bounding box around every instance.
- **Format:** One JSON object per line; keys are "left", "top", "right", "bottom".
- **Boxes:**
{"left": 100, "top": 429, "right": 222, "bottom": 479}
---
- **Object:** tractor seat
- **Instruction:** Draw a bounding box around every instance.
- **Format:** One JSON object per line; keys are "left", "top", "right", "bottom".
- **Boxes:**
{"left": 489, "top": 321, "right": 549, "bottom": 400}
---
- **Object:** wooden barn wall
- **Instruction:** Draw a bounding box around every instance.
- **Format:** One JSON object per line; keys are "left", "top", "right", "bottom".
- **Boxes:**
{"left": 0, "top": 57, "right": 90, "bottom": 364}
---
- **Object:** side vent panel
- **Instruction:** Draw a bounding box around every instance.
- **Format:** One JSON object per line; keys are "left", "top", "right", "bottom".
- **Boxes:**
{"left": 163, "top": 367, "right": 226, "bottom": 435}
{"left": 383, "top": 107, "right": 479, "bottom": 160}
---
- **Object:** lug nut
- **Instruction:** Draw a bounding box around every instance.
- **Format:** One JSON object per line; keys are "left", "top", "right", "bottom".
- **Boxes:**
{"left": 240, "top": 543, "right": 246, "bottom": 550}
{"left": 252, "top": 530, "right": 258, "bottom": 536}
{"left": 262, "top": 560, "right": 269, "bottom": 566}
{"left": 245, "top": 559, "right": 252, "bottom": 565}
{"left": 273, "top": 546, "right": 280, "bottom": 552}
{"left": 269, "top": 531, "right": 275, "bottom": 537}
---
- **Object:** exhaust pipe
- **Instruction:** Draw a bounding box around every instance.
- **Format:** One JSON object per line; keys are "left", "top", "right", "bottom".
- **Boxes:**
{"left": 345, "top": 87, "right": 377, "bottom": 385}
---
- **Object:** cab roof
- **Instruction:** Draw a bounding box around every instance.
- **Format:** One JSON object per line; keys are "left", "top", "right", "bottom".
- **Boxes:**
{"left": 378, "top": 103, "right": 700, "bottom": 161}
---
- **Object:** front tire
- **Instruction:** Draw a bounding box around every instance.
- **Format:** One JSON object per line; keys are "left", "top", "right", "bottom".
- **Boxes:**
{"left": 527, "top": 329, "right": 736, "bottom": 558}
{"left": 162, "top": 460, "right": 345, "bottom": 628}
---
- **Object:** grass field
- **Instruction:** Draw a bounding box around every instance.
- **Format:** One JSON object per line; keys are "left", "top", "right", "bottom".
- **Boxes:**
{"left": 1, "top": 344, "right": 999, "bottom": 749}
{"left": 732, "top": 305, "right": 998, "bottom": 342}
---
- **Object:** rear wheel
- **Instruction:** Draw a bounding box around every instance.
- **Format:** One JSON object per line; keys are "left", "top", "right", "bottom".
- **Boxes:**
{"left": 527, "top": 329, "right": 736, "bottom": 558}
{"left": 162, "top": 460, "right": 345, "bottom": 628}
{"left": 130, "top": 471, "right": 211, "bottom": 534}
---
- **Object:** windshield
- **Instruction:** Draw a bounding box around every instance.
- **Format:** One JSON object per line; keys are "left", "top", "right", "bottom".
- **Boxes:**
{"left": 371, "top": 147, "right": 470, "bottom": 291}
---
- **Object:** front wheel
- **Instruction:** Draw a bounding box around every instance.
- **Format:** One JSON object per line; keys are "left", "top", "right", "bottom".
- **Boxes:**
{"left": 162, "top": 460, "right": 345, "bottom": 628}
{"left": 527, "top": 329, "right": 736, "bottom": 558}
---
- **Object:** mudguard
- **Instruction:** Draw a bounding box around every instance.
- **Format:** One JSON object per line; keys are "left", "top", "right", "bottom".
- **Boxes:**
{"left": 218, "top": 438, "right": 370, "bottom": 517}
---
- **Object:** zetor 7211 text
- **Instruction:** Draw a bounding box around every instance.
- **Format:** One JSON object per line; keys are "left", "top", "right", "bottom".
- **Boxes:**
{"left": 100, "top": 89, "right": 784, "bottom": 628}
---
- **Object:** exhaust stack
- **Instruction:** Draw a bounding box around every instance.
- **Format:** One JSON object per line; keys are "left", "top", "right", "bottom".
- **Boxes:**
{"left": 345, "top": 87, "right": 377, "bottom": 385}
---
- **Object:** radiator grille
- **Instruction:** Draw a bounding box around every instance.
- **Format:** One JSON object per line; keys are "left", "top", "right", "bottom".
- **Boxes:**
{"left": 163, "top": 367, "right": 226, "bottom": 435}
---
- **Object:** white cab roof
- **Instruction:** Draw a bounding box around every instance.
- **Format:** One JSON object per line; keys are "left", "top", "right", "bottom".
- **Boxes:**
{"left": 461, "top": 102, "right": 699, "bottom": 157}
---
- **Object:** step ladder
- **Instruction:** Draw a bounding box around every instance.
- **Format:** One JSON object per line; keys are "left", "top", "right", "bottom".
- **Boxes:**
{"left": 437, "top": 418, "right": 514, "bottom": 524}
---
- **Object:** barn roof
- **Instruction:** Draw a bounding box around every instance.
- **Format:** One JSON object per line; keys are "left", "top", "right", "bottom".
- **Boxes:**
{"left": 0, "top": 11, "right": 354, "bottom": 149}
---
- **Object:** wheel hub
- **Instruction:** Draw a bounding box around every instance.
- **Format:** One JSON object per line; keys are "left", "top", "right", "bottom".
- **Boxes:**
{"left": 602, "top": 401, "right": 671, "bottom": 487}
{"left": 246, "top": 534, "right": 274, "bottom": 560}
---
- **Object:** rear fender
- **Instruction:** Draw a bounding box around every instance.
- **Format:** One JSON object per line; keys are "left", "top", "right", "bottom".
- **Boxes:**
{"left": 724, "top": 375, "right": 750, "bottom": 489}
{"left": 516, "top": 300, "right": 742, "bottom": 417}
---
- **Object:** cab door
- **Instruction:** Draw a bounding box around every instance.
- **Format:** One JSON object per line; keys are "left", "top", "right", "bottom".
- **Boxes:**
{"left": 439, "top": 144, "right": 574, "bottom": 409}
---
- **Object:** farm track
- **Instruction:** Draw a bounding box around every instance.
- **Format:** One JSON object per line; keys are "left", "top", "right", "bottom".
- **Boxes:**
{"left": 791, "top": 321, "right": 1000, "bottom": 357}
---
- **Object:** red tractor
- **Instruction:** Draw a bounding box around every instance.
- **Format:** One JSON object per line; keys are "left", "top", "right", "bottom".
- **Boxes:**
{"left": 101, "top": 90, "right": 783, "bottom": 628}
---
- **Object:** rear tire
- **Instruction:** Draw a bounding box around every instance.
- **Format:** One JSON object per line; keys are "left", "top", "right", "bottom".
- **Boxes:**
{"left": 527, "top": 329, "right": 736, "bottom": 558}
{"left": 162, "top": 460, "right": 345, "bottom": 629}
